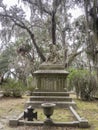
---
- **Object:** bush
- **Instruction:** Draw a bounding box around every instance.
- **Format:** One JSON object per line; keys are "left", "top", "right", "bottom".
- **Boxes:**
{"left": 67, "top": 69, "right": 98, "bottom": 101}
{"left": 2, "top": 79, "right": 25, "bottom": 97}
{"left": 26, "top": 76, "right": 36, "bottom": 95}
{"left": 12, "top": 81, "right": 24, "bottom": 97}
{"left": 2, "top": 85, "right": 12, "bottom": 97}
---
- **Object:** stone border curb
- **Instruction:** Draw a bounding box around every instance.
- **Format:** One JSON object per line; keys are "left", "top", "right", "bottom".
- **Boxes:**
{"left": 9, "top": 106, "right": 89, "bottom": 128}
{"left": 69, "top": 106, "right": 89, "bottom": 128}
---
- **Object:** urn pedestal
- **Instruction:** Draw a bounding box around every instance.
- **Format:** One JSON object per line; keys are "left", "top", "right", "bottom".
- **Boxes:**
{"left": 41, "top": 103, "right": 56, "bottom": 124}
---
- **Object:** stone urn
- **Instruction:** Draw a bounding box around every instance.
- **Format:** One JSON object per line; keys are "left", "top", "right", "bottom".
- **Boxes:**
{"left": 41, "top": 103, "right": 56, "bottom": 124}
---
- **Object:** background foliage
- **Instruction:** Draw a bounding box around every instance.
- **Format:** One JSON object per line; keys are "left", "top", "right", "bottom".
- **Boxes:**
{"left": 67, "top": 69, "right": 98, "bottom": 100}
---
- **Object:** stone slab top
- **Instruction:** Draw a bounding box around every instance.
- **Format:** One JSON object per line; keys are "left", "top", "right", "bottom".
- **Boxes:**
{"left": 34, "top": 70, "right": 69, "bottom": 75}
{"left": 39, "top": 63, "right": 65, "bottom": 70}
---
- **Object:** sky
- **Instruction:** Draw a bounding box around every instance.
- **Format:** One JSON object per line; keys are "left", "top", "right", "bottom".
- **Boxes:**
{"left": 3, "top": 0, "right": 31, "bottom": 20}
{"left": 3, "top": 0, "right": 83, "bottom": 20}
{"left": 3, "top": 0, "right": 18, "bottom": 7}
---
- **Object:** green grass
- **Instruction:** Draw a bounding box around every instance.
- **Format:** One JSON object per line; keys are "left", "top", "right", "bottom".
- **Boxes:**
{"left": 36, "top": 108, "right": 75, "bottom": 122}
{"left": 74, "top": 98, "right": 98, "bottom": 130}
{"left": 0, "top": 95, "right": 98, "bottom": 130}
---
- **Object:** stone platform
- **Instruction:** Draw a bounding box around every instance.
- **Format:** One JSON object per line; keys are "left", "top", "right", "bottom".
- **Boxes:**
{"left": 26, "top": 91, "right": 76, "bottom": 108}
{"left": 9, "top": 106, "right": 89, "bottom": 128}
{"left": 9, "top": 63, "right": 89, "bottom": 128}
{"left": 26, "top": 64, "right": 76, "bottom": 108}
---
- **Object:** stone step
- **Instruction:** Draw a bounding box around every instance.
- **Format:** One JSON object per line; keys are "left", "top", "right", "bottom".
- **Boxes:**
{"left": 25, "top": 101, "right": 76, "bottom": 108}
{"left": 33, "top": 92, "right": 70, "bottom": 96}
{"left": 29, "top": 96, "right": 72, "bottom": 102}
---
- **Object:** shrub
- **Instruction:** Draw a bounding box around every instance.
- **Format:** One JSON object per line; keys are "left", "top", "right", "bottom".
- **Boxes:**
{"left": 26, "top": 76, "right": 36, "bottom": 95}
{"left": 67, "top": 69, "right": 98, "bottom": 101}
{"left": 2, "top": 85, "right": 12, "bottom": 97}
{"left": 2, "top": 79, "right": 25, "bottom": 97}
{"left": 12, "top": 81, "right": 24, "bottom": 97}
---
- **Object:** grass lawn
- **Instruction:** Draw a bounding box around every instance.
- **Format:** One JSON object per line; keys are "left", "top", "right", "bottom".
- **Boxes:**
{"left": 75, "top": 98, "right": 98, "bottom": 130}
{"left": 37, "top": 108, "right": 75, "bottom": 122}
{"left": 0, "top": 94, "right": 98, "bottom": 130}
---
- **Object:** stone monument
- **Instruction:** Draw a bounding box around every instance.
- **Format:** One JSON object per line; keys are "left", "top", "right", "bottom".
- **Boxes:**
{"left": 26, "top": 44, "right": 76, "bottom": 108}
{"left": 34, "top": 44, "right": 68, "bottom": 92}
{"left": 9, "top": 44, "right": 89, "bottom": 129}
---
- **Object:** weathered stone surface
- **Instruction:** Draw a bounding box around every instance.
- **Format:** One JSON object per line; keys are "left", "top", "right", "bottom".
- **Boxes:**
{"left": 25, "top": 64, "right": 75, "bottom": 108}
{"left": 41, "top": 103, "right": 56, "bottom": 125}
{"left": 33, "top": 92, "right": 70, "bottom": 96}
{"left": 39, "top": 64, "right": 65, "bottom": 70}
{"left": 45, "top": 44, "right": 62, "bottom": 64}
{"left": 69, "top": 106, "right": 89, "bottom": 128}
{"left": 26, "top": 100, "right": 76, "bottom": 108}
{"left": 30, "top": 96, "right": 72, "bottom": 102}
{"left": 34, "top": 69, "right": 69, "bottom": 74}
{"left": 34, "top": 64, "right": 69, "bottom": 92}
{"left": 9, "top": 119, "right": 18, "bottom": 126}
{"left": 79, "top": 120, "right": 89, "bottom": 128}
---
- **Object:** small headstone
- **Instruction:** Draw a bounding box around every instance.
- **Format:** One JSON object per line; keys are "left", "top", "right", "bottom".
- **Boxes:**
{"left": 24, "top": 106, "right": 37, "bottom": 121}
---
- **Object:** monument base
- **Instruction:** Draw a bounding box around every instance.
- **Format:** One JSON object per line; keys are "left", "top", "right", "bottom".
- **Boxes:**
{"left": 26, "top": 64, "right": 76, "bottom": 108}
{"left": 34, "top": 64, "right": 69, "bottom": 92}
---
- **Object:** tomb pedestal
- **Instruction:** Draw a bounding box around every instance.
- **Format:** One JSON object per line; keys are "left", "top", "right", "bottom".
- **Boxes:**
{"left": 34, "top": 64, "right": 69, "bottom": 92}
{"left": 26, "top": 64, "right": 76, "bottom": 108}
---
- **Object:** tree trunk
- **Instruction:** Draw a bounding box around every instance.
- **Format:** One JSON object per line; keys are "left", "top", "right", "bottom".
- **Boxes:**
{"left": 26, "top": 28, "right": 46, "bottom": 62}
{"left": 51, "top": 11, "right": 56, "bottom": 45}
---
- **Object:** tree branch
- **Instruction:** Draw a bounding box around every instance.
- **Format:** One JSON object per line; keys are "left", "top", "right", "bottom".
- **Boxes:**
{"left": 22, "top": 0, "right": 52, "bottom": 15}
{"left": 0, "top": 13, "right": 46, "bottom": 61}
{"left": 65, "top": 49, "right": 85, "bottom": 67}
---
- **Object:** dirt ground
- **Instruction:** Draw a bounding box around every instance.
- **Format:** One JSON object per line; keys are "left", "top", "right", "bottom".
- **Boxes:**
{"left": 0, "top": 95, "right": 98, "bottom": 130}
{"left": 0, "top": 96, "right": 78, "bottom": 130}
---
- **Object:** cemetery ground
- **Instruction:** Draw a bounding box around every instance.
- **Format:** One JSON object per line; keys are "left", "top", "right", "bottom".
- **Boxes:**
{"left": 0, "top": 94, "right": 98, "bottom": 130}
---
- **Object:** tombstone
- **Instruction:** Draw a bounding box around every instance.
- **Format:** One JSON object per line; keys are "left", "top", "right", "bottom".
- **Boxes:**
{"left": 34, "top": 64, "right": 69, "bottom": 92}
{"left": 26, "top": 45, "right": 76, "bottom": 108}
{"left": 24, "top": 106, "right": 37, "bottom": 121}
